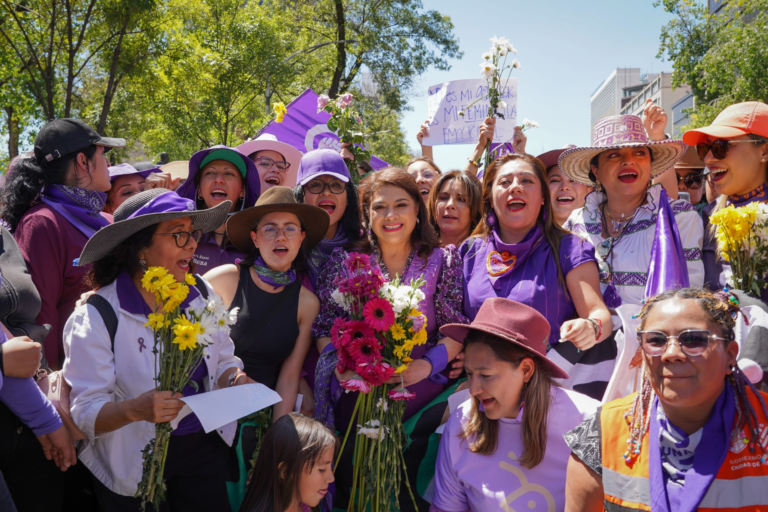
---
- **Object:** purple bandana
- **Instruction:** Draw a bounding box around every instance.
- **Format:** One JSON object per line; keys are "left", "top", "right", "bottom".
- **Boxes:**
{"left": 40, "top": 185, "right": 109, "bottom": 238}
{"left": 252, "top": 255, "right": 297, "bottom": 289}
{"left": 728, "top": 182, "right": 768, "bottom": 207}
{"left": 126, "top": 191, "right": 196, "bottom": 219}
{"left": 486, "top": 225, "right": 544, "bottom": 289}
{"left": 648, "top": 385, "right": 734, "bottom": 512}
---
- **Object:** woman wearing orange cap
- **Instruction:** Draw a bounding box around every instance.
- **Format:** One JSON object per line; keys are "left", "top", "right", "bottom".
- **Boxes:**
{"left": 681, "top": 101, "right": 768, "bottom": 293}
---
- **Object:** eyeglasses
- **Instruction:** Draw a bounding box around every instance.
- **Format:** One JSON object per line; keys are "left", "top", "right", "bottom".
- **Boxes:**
{"left": 305, "top": 179, "right": 346, "bottom": 195}
{"left": 696, "top": 139, "right": 764, "bottom": 161}
{"left": 636, "top": 329, "right": 730, "bottom": 357}
{"left": 157, "top": 229, "right": 203, "bottom": 248}
{"left": 596, "top": 238, "right": 616, "bottom": 283}
{"left": 254, "top": 157, "right": 290, "bottom": 172}
{"left": 257, "top": 224, "right": 301, "bottom": 240}
{"left": 676, "top": 172, "right": 705, "bottom": 190}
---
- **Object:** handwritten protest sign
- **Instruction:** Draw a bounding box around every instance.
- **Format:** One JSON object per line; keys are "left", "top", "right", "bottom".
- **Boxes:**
{"left": 421, "top": 78, "right": 517, "bottom": 146}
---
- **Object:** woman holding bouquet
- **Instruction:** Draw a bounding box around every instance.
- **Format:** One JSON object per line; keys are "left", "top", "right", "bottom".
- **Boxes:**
{"left": 431, "top": 298, "right": 599, "bottom": 512}
{"left": 313, "top": 167, "right": 468, "bottom": 511}
{"left": 175, "top": 145, "right": 261, "bottom": 273}
{"left": 63, "top": 189, "right": 254, "bottom": 511}
{"left": 681, "top": 101, "right": 768, "bottom": 293}
{"left": 461, "top": 152, "right": 613, "bottom": 399}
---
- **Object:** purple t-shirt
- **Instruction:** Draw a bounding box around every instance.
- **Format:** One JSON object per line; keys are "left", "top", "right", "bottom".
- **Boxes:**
{"left": 460, "top": 228, "right": 596, "bottom": 347}
{"left": 192, "top": 233, "right": 246, "bottom": 273}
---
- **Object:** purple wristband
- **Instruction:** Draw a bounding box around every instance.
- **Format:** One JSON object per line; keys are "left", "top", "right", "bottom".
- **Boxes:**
{"left": 423, "top": 344, "right": 449, "bottom": 384}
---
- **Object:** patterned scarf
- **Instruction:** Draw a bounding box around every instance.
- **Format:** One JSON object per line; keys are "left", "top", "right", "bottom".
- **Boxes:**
{"left": 40, "top": 185, "right": 108, "bottom": 238}
{"left": 253, "top": 256, "right": 296, "bottom": 289}
{"left": 728, "top": 182, "right": 768, "bottom": 207}
{"left": 306, "top": 226, "right": 348, "bottom": 287}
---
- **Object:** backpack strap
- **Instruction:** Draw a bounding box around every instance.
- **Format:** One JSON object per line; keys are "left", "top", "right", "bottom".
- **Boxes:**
{"left": 193, "top": 274, "right": 209, "bottom": 300}
{"left": 85, "top": 294, "right": 118, "bottom": 352}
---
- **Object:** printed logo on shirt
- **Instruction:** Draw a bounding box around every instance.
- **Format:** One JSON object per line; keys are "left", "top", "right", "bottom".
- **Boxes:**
{"left": 192, "top": 254, "right": 210, "bottom": 268}
{"left": 498, "top": 451, "right": 556, "bottom": 512}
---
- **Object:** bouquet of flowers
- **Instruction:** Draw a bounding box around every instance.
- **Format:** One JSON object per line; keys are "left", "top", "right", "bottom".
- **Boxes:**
{"left": 709, "top": 202, "right": 768, "bottom": 296}
{"left": 135, "top": 267, "right": 237, "bottom": 510}
{"left": 317, "top": 92, "right": 372, "bottom": 183}
{"left": 330, "top": 253, "right": 428, "bottom": 512}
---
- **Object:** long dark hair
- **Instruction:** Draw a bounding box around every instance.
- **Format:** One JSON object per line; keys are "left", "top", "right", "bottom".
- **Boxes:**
{"left": 351, "top": 167, "right": 440, "bottom": 263}
{"left": 239, "top": 413, "right": 339, "bottom": 512}
{"left": 427, "top": 170, "right": 483, "bottom": 239}
{"left": 293, "top": 180, "right": 363, "bottom": 246}
{"left": 86, "top": 223, "right": 160, "bottom": 289}
{"left": 461, "top": 331, "right": 555, "bottom": 468}
{"left": 1, "top": 147, "right": 98, "bottom": 231}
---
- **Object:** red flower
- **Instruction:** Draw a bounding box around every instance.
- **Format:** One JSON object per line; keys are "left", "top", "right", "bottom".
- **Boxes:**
{"left": 335, "top": 320, "right": 374, "bottom": 348}
{"left": 340, "top": 375, "right": 371, "bottom": 394}
{"left": 344, "top": 252, "right": 372, "bottom": 274}
{"left": 338, "top": 274, "right": 384, "bottom": 300}
{"left": 330, "top": 317, "right": 348, "bottom": 348}
{"left": 388, "top": 387, "right": 417, "bottom": 401}
{"left": 363, "top": 298, "right": 395, "bottom": 332}
{"left": 347, "top": 336, "right": 382, "bottom": 365}
{"left": 336, "top": 347, "right": 354, "bottom": 373}
{"left": 358, "top": 361, "right": 396, "bottom": 386}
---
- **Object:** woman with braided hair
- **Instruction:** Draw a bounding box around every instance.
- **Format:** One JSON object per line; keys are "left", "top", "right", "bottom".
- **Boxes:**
{"left": 563, "top": 288, "right": 768, "bottom": 512}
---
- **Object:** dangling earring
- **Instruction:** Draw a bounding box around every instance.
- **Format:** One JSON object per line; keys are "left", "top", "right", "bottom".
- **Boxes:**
{"left": 595, "top": 179, "right": 602, "bottom": 193}
{"left": 486, "top": 210, "right": 497, "bottom": 227}
{"left": 139, "top": 258, "right": 148, "bottom": 271}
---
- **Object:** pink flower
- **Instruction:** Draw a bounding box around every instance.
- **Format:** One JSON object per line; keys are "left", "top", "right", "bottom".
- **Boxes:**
{"left": 344, "top": 252, "right": 372, "bottom": 275}
{"left": 318, "top": 94, "right": 331, "bottom": 109}
{"left": 340, "top": 375, "right": 371, "bottom": 394}
{"left": 336, "top": 92, "right": 354, "bottom": 109}
{"left": 388, "top": 387, "right": 417, "bottom": 401}
{"left": 356, "top": 116, "right": 362, "bottom": 124}
{"left": 336, "top": 320, "right": 375, "bottom": 348}
{"left": 338, "top": 274, "right": 383, "bottom": 300}
{"left": 359, "top": 361, "right": 395, "bottom": 386}
{"left": 347, "top": 336, "right": 381, "bottom": 365}
{"left": 337, "top": 347, "right": 354, "bottom": 373}
{"left": 363, "top": 298, "right": 395, "bottom": 332}
{"left": 408, "top": 313, "right": 425, "bottom": 333}
{"left": 330, "top": 317, "right": 348, "bottom": 347}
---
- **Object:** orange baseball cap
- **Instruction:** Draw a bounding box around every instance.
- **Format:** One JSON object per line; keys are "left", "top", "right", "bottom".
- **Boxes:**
{"left": 683, "top": 101, "right": 768, "bottom": 145}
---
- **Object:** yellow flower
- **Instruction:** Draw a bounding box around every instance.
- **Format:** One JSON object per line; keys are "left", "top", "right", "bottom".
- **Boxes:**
{"left": 412, "top": 329, "right": 428, "bottom": 346}
{"left": 172, "top": 325, "right": 198, "bottom": 350}
{"left": 273, "top": 102, "right": 287, "bottom": 123}
{"left": 390, "top": 323, "right": 406, "bottom": 341}
{"left": 395, "top": 364, "right": 408, "bottom": 373}
{"left": 163, "top": 283, "right": 190, "bottom": 312}
{"left": 393, "top": 344, "right": 406, "bottom": 359}
{"left": 184, "top": 274, "right": 197, "bottom": 286}
{"left": 402, "top": 355, "right": 413, "bottom": 364}
{"left": 145, "top": 312, "right": 169, "bottom": 330}
{"left": 141, "top": 267, "right": 170, "bottom": 293}
{"left": 408, "top": 308, "right": 422, "bottom": 317}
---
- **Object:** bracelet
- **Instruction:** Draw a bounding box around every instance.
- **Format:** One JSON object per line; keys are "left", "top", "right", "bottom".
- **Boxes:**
{"left": 586, "top": 318, "right": 602, "bottom": 340}
{"left": 467, "top": 156, "right": 483, "bottom": 167}
{"left": 228, "top": 370, "right": 247, "bottom": 387}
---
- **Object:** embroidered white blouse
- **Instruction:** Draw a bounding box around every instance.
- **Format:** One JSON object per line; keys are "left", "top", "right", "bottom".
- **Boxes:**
{"left": 565, "top": 184, "right": 704, "bottom": 326}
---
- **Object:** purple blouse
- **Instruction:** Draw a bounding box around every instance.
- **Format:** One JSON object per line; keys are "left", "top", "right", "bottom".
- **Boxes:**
{"left": 192, "top": 233, "right": 246, "bottom": 273}
{"left": 313, "top": 245, "right": 468, "bottom": 425}
{"left": 460, "top": 227, "right": 596, "bottom": 347}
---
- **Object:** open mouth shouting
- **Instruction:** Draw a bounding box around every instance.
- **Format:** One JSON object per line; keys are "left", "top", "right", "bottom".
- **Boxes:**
{"left": 507, "top": 198, "right": 526, "bottom": 212}
{"left": 382, "top": 222, "right": 404, "bottom": 233}
{"left": 418, "top": 185, "right": 431, "bottom": 198}
{"left": 708, "top": 167, "right": 727, "bottom": 183}
{"left": 209, "top": 188, "right": 229, "bottom": 201}
{"left": 617, "top": 170, "right": 639, "bottom": 184}
{"left": 272, "top": 245, "right": 290, "bottom": 257}
{"left": 479, "top": 396, "right": 495, "bottom": 408}
{"left": 317, "top": 199, "right": 337, "bottom": 215}
{"left": 264, "top": 174, "right": 282, "bottom": 186}
{"left": 556, "top": 195, "right": 574, "bottom": 205}
{"left": 177, "top": 258, "right": 192, "bottom": 272}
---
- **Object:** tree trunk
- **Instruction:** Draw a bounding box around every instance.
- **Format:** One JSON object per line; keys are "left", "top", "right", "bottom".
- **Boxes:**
{"left": 5, "top": 107, "right": 19, "bottom": 160}
{"left": 97, "top": 11, "right": 130, "bottom": 133}
{"left": 328, "top": 0, "right": 346, "bottom": 99}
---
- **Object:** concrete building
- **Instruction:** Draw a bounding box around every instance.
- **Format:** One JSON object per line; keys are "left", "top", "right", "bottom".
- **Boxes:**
{"left": 619, "top": 73, "right": 692, "bottom": 137}
{"left": 590, "top": 68, "right": 642, "bottom": 142}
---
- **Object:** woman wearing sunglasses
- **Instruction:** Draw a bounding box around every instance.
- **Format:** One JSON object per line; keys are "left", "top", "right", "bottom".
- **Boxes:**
{"left": 203, "top": 186, "right": 327, "bottom": 509}
{"left": 674, "top": 147, "right": 708, "bottom": 213}
{"left": 564, "top": 288, "right": 768, "bottom": 512}
{"left": 63, "top": 189, "right": 256, "bottom": 510}
{"left": 558, "top": 115, "right": 703, "bottom": 399}
{"left": 682, "top": 101, "right": 768, "bottom": 293}
{"left": 176, "top": 145, "right": 263, "bottom": 273}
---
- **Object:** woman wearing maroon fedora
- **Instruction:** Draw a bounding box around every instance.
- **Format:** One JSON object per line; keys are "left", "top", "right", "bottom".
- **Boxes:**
{"left": 431, "top": 298, "right": 599, "bottom": 512}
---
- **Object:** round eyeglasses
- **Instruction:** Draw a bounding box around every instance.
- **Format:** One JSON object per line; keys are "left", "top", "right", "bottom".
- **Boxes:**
{"left": 306, "top": 179, "right": 346, "bottom": 195}
{"left": 156, "top": 229, "right": 203, "bottom": 248}
{"left": 257, "top": 225, "right": 301, "bottom": 240}
{"left": 636, "top": 329, "right": 730, "bottom": 357}
{"left": 254, "top": 157, "right": 290, "bottom": 172}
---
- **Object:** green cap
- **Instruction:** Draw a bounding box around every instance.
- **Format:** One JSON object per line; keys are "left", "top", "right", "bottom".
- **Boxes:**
{"left": 199, "top": 149, "right": 247, "bottom": 177}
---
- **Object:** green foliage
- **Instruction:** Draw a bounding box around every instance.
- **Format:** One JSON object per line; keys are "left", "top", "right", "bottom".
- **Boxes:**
{"left": 656, "top": 0, "right": 768, "bottom": 128}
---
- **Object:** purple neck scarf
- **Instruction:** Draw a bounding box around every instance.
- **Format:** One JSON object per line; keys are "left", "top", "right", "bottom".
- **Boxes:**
{"left": 486, "top": 225, "right": 543, "bottom": 289}
{"left": 40, "top": 185, "right": 108, "bottom": 238}
{"left": 648, "top": 384, "right": 734, "bottom": 512}
{"left": 728, "top": 182, "right": 768, "bottom": 207}
{"left": 253, "top": 255, "right": 296, "bottom": 289}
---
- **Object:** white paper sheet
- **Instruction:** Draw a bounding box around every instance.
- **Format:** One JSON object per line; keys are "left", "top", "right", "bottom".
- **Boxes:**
{"left": 171, "top": 383, "right": 282, "bottom": 433}
{"left": 435, "top": 388, "right": 471, "bottom": 434}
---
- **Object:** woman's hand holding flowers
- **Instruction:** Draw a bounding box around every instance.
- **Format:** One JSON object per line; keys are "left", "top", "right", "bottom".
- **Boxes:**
{"left": 130, "top": 389, "right": 185, "bottom": 424}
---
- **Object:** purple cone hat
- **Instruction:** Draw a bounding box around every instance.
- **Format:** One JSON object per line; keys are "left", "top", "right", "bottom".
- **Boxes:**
{"left": 558, "top": 115, "right": 687, "bottom": 185}
{"left": 644, "top": 187, "right": 689, "bottom": 299}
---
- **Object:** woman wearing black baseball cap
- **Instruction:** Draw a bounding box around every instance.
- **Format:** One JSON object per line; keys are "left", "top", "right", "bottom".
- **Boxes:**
{"left": 0, "top": 118, "right": 125, "bottom": 371}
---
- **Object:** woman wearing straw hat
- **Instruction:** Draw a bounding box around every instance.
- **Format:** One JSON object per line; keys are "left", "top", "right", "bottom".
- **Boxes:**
{"left": 203, "top": 186, "right": 326, "bottom": 510}
{"left": 176, "top": 145, "right": 261, "bottom": 273}
{"left": 238, "top": 134, "right": 303, "bottom": 192}
{"left": 431, "top": 298, "right": 599, "bottom": 512}
{"left": 537, "top": 145, "right": 593, "bottom": 227}
{"left": 63, "top": 188, "right": 254, "bottom": 511}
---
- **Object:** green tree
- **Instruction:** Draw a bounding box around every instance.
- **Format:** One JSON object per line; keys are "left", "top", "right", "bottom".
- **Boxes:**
{"left": 656, "top": 0, "right": 768, "bottom": 128}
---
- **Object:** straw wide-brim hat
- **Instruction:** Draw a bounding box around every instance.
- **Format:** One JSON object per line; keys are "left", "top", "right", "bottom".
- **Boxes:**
{"left": 160, "top": 161, "right": 190, "bottom": 181}
{"left": 558, "top": 115, "right": 687, "bottom": 185}
{"left": 78, "top": 188, "right": 231, "bottom": 266}
{"left": 226, "top": 186, "right": 330, "bottom": 254}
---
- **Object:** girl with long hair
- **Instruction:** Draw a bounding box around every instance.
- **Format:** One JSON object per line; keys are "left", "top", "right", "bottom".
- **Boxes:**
{"left": 427, "top": 171, "right": 482, "bottom": 248}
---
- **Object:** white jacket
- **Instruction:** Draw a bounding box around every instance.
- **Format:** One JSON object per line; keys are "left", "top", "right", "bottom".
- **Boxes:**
{"left": 62, "top": 277, "right": 243, "bottom": 496}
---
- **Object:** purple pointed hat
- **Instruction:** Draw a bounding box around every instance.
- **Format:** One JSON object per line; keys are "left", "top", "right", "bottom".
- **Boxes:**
{"left": 176, "top": 145, "right": 261, "bottom": 208}
{"left": 644, "top": 187, "right": 690, "bottom": 299}
{"left": 558, "top": 115, "right": 686, "bottom": 185}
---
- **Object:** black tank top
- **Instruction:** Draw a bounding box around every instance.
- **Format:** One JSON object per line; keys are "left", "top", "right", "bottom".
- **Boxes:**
{"left": 229, "top": 266, "right": 301, "bottom": 390}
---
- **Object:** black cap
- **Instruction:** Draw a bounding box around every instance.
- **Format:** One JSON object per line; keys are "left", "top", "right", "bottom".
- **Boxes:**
{"left": 33, "top": 118, "right": 125, "bottom": 165}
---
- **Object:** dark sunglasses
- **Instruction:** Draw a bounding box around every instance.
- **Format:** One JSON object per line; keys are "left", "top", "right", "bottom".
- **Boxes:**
{"left": 156, "top": 229, "right": 203, "bottom": 248}
{"left": 696, "top": 139, "right": 764, "bottom": 161}
{"left": 596, "top": 238, "right": 616, "bottom": 283}
{"left": 636, "top": 329, "right": 730, "bottom": 357}
{"left": 676, "top": 172, "right": 705, "bottom": 190}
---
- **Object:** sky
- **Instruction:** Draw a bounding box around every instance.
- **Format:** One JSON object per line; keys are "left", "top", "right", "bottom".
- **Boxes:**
{"left": 400, "top": 0, "right": 679, "bottom": 170}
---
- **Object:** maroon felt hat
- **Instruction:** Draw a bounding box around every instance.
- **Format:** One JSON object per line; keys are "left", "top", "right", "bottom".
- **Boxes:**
{"left": 440, "top": 298, "right": 569, "bottom": 379}
{"left": 536, "top": 144, "right": 577, "bottom": 171}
